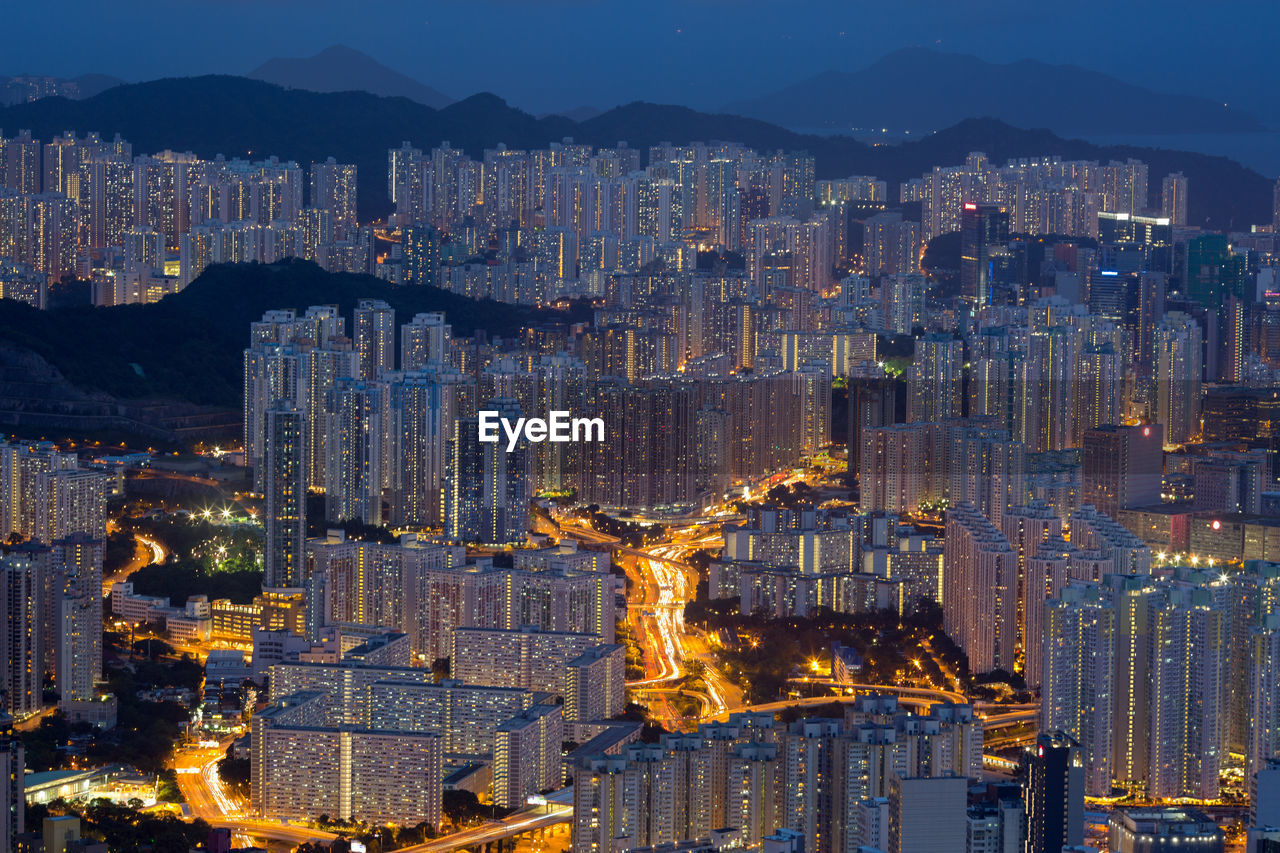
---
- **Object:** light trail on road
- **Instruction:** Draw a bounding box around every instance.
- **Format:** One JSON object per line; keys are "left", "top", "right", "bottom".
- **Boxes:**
{"left": 137, "top": 534, "right": 167, "bottom": 565}
{"left": 173, "top": 742, "right": 337, "bottom": 848}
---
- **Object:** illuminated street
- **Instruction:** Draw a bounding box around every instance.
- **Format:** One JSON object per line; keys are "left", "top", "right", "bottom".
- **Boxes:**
{"left": 172, "top": 741, "right": 338, "bottom": 848}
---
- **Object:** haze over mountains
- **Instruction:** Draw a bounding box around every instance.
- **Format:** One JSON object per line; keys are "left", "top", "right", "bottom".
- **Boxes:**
{"left": 5, "top": 45, "right": 1267, "bottom": 136}
{"left": 724, "top": 47, "right": 1264, "bottom": 135}
{"left": 247, "top": 45, "right": 453, "bottom": 109}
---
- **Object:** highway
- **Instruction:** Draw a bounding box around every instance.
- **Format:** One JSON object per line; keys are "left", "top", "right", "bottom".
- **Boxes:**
{"left": 173, "top": 742, "right": 339, "bottom": 848}
{"left": 102, "top": 529, "right": 169, "bottom": 596}
{"left": 391, "top": 789, "right": 574, "bottom": 852}
{"left": 556, "top": 513, "right": 743, "bottom": 726}
{"left": 393, "top": 806, "right": 571, "bottom": 853}
{"left": 556, "top": 513, "right": 1038, "bottom": 735}
{"left": 710, "top": 679, "right": 969, "bottom": 721}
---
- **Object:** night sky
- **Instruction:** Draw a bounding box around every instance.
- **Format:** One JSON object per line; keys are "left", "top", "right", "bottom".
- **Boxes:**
{"left": 7, "top": 0, "right": 1278, "bottom": 117}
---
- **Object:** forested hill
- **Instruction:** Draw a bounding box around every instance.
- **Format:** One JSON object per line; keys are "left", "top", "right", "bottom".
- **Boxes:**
{"left": 0, "top": 259, "right": 556, "bottom": 410}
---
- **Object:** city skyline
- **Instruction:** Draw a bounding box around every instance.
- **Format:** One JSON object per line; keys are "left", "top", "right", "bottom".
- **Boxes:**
{"left": 4, "top": 12, "right": 1280, "bottom": 852}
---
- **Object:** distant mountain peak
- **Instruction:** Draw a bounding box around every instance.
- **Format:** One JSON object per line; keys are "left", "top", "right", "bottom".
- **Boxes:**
{"left": 248, "top": 44, "right": 452, "bottom": 109}
{"left": 724, "top": 48, "right": 1262, "bottom": 136}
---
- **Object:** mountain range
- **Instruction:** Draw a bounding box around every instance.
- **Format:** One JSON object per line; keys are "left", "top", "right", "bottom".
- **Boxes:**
{"left": 247, "top": 45, "right": 453, "bottom": 109}
{"left": 725, "top": 47, "right": 1265, "bottom": 135}
{"left": 0, "top": 75, "right": 1269, "bottom": 229}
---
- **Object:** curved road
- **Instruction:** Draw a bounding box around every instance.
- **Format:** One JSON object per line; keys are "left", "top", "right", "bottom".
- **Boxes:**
{"left": 173, "top": 742, "right": 339, "bottom": 847}
{"left": 391, "top": 789, "right": 574, "bottom": 853}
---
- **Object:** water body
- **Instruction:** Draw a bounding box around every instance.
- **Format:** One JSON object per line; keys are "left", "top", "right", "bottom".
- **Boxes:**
{"left": 792, "top": 126, "right": 1280, "bottom": 178}
{"left": 1080, "top": 131, "right": 1280, "bottom": 178}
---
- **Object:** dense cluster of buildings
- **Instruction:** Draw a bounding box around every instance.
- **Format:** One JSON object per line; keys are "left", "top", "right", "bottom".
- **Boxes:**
{"left": 569, "top": 698, "right": 983, "bottom": 853}
{"left": 0, "top": 441, "right": 114, "bottom": 722}
{"left": 0, "top": 129, "right": 364, "bottom": 305}
{"left": 233, "top": 534, "right": 623, "bottom": 819}
{"left": 8, "top": 115, "right": 1280, "bottom": 851}
{"left": 1042, "top": 564, "right": 1280, "bottom": 801}
{"left": 243, "top": 299, "right": 829, "bottom": 546}
{"left": 708, "top": 504, "right": 941, "bottom": 618}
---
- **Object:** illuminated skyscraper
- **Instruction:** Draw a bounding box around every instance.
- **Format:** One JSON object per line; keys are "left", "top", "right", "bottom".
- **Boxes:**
{"left": 301, "top": 336, "right": 357, "bottom": 491}
{"left": 25, "top": 193, "right": 77, "bottom": 283}
{"left": 1147, "top": 583, "right": 1226, "bottom": 800}
{"left": 244, "top": 340, "right": 303, "bottom": 492}
{"left": 1043, "top": 569, "right": 1264, "bottom": 801}
{"left": 1016, "top": 325, "right": 1080, "bottom": 453}
{"left": 264, "top": 406, "right": 306, "bottom": 589}
{"left": 353, "top": 298, "right": 395, "bottom": 381}
{"left": 324, "top": 379, "right": 384, "bottom": 526}
{"left": 1160, "top": 172, "right": 1188, "bottom": 226}
{"left": 445, "top": 397, "right": 529, "bottom": 544}
{"left": 1248, "top": 614, "right": 1280, "bottom": 783}
{"left": 400, "top": 312, "right": 451, "bottom": 371}
{"left": 0, "top": 546, "right": 52, "bottom": 716}
{"left": 134, "top": 150, "right": 198, "bottom": 247}
{"left": 3, "top": 130, "right": 40, "bottom": 194}
{"left": 309, "top": 157, "right": 358, "bottom": 230}
{"left": 0, "top": 714, "right": 23, "bottom": 850}
{"left": 1023, "top": 731, "right": 1084, "bottom": 853}
{"left": 1041, "top": 583, "right": 1115, "bottom": 797}
{"left": 1098, "top": 159, "right": 1149, "bottom": 215}
{"left": 846, "top": 377, "right": 900, "bottom": 487}
{"left": 1002, "top": 502, "right": 1062, "bottom": 677}
{"left": 400, "top": 222, "right": 441, "bottom": 287}
{"left": 42, "top": 132, "right": 80, "bottom": 199}
{"left": 563, "top": 644, "right": 626, "bottom": 735}
{"left": 83, "top": 155, "right": 134, "bottom": 249}
{"left": 493, "top": 704, "right": 564, "bottom": 808}
{"left": 908, "top": 333, "right": 963, "bottom": 422}
{"left": 52, "top": 534, "right": 103, "bottom": 708}
{"left": 386, "top": 369, "right": 467, "bottom": 528}
{"left": 1153, "top": 312, "right": 1203, "bottom": 447}
{"left": 960, "top": 202, "right": 1009, "bottom": 305}
{"left": 947, "top": 425, "right": 1027, "bottom": 529}
{"left": 1081, "top": 424, "right": 1163, "bottom": 519}
{"left": 1073, "top": 344, "right": 1124, "bottom": 444}
{"left": 943, "top": 503, "right": 1017, "bottom": 674}
{"left": 862, "top": 211, "right": 920, "bottom": 278}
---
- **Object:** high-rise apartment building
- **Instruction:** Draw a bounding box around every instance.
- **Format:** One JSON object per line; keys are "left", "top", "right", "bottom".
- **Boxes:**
{"left": 0, "top": 547, "right": 53, "bottom": 715}
{"left": 1161, "top": 172, "right": 1188, "bottom": 226}
{"left": 309, "top": 158, "right": 358, "bottom": 230}
{"left": 264, "top": 406, "right": 306, "bottom": 589}
{"left": 943, "top": 503, "right": 1018, "bottom": 675}
{"left": 252, "top": 690, "right": 443, "bottom": 826}
{"left": 1043, "top": 567, "right": 1276, "bottom": 801}
{"left": 0, "top": 714, "right": 23, "bottom": 851}
{"left": 960, "top": 203, "right": 1010, "bottom": 305}
{"left": 1153, "top": 312, "right": 1203, "bottom": 447}
{"left": 492, "top": 704, "right": 565, "bottom": 809}
{"left": 1081, "top": 424, "right": 1163, "bottom": 518}
{"left": 908, "top": 334, "right": 963, "bottom": 422}
{"left": 862, "top": 211, "right": 920, "bottom": 278}
{"left": 1023, "top": 731, "right": 1084, "bottom": 853}
{"left": 445, "top": 397, "right": 530, "bottom": 544}
{"left": 888, "top": 774, "right": 968, "bottom": 853}
{"left": 324, "top": 379, "right": 384, "bottom": 526}
{"left": 353, "top": 298, "right": 395, "bottom": 381}
{"left": 52, "top": 535, "right": 103, "bottom": 709}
